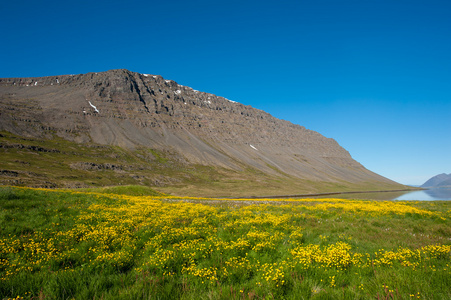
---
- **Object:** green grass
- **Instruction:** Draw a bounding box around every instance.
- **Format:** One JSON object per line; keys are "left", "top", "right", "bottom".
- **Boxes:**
{"left": 1, "top": 186, "right": 450, "bottom": 299}
{"left": 75, "top": 185, "right": 166, "bottom": 196}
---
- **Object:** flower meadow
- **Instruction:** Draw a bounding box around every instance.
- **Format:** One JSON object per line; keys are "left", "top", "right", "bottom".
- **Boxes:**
{"left": 0, "top": 187, "right": 450, "bottom": 299}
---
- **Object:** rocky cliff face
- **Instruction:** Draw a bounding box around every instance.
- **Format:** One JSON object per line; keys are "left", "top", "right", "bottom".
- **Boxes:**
{"left": 0, "top": 69, "right": 400, "bottom": 190}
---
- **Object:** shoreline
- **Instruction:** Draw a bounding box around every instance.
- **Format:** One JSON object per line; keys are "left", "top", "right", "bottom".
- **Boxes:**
{"left": 232, "top": 188, "right": 423, "bottom": 199}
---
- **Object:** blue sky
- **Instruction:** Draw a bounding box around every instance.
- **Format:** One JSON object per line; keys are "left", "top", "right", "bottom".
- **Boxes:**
{"left": 1, "top": 0, "right": 450, "bottom": 185}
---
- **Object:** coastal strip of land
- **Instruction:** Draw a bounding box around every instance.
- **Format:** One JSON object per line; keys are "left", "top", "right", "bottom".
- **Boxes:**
{"left": 232, "top": 188, "right": 422, "bottom": 199}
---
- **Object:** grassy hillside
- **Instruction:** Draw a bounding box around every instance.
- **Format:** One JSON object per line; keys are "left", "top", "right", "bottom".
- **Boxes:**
{"left": 0, "top": 131, "right": 406, "bottom": 197}
{"left": 1, "top": 186, "right": 450, "bottom": 299}
{"left": 0, "top": 130, "right": 198, "bottom": 188}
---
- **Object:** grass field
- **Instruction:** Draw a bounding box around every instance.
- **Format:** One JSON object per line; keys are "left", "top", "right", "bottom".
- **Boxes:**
{"left": 1, "top": 186, "right": 450, "bottom": 299}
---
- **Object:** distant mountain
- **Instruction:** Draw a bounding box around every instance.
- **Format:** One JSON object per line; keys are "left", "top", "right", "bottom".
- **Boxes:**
{"left": 0, "top": 69, "right": 404, "bottom": 196}
{"left": 436, "top": 178, "right": 451, "bottom": 187}
{"left": 421, "top": 173, "right": 451, "bottom": 188}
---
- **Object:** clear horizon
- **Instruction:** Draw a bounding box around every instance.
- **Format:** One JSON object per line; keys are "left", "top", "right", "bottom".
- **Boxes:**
{"left": 1, "top": 0, "right": 450, "bottom": 185}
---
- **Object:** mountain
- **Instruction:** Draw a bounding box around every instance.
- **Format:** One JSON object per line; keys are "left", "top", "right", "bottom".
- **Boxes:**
{"left": 421, "top": 173, "right": 451, "bottom": 188}
{"left": 0, "top": 69, "right": 404, "bottom": 196}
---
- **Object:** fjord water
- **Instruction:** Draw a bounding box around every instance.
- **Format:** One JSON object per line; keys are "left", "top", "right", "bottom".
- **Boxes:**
{"left": 393, "top": 187, "right": 451, "bottom": 201}
{"left": 313, "top": 188, "right": 451, "bottom": 201}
